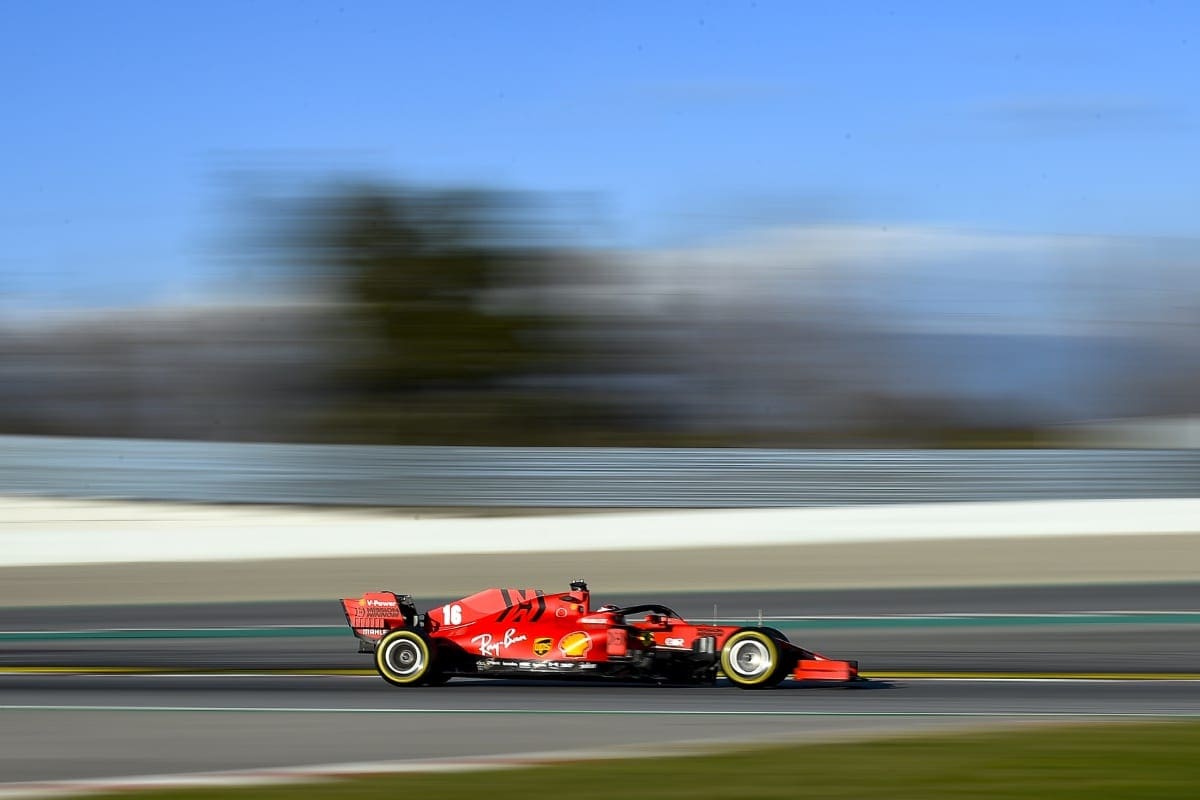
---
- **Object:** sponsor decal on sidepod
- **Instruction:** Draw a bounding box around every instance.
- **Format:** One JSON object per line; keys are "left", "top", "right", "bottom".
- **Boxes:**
{"left": 471, "top": 628, "right": 528, "bottom": 657}
{"left": 558, "top": 631, "right": 592, "bottom": 658}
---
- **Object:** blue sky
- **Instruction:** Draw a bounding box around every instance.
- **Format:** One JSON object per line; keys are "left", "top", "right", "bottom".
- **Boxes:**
{"left": 2, "top": 1, "right": 1198, "bottom": 307}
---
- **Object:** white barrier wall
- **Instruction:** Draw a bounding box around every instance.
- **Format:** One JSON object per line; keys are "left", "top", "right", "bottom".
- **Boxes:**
{"left": 3, "top": 496, "right": 1198, "bottom": 568}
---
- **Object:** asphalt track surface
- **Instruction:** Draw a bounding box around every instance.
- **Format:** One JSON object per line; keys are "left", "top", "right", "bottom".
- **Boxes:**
{"left": 2, "top": 583, "right": 1198, "bottom": 673}
{"left": 3, "top": 676, "right": 1200, "bottom": 785}
{"left": 1, "top": 583, "right": 1198, "bottom": 788}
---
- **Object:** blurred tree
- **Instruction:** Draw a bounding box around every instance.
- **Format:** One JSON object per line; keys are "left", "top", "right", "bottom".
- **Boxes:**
{"left": 302, "top": 186, "right": 542, "bottom": 387}
{"left": 288, "top": 182, "right": 627, "bottom": 444}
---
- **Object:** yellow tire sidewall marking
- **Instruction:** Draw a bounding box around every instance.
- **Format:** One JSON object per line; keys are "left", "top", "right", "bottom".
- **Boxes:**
{"left": 720, "top": 630, "right": 779, "bottom": 686}
{"left": 375, "top": 630, "right": 431, "bottom": 685}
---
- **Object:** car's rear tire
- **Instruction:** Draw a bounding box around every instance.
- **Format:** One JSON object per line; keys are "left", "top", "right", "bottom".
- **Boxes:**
{"left": 720, "top": 629, "right": 790, "bottom": 689}
{"left": 375, "top": 629, "right": 436, "bottom": 686}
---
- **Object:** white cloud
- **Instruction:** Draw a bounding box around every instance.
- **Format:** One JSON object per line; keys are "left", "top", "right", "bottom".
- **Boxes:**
{"left": 586, "top": 223, "right": 1200, "bottom": 339}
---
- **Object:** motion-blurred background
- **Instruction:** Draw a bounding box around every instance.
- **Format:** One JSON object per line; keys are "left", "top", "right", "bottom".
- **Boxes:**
{"left": 3, "top": 3, "right": 1199, "bottom": 452}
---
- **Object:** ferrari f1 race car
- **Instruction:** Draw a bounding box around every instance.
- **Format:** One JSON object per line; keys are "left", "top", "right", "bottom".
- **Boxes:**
{"left": 340, "top": 580, "right": 860, "bottom": 688}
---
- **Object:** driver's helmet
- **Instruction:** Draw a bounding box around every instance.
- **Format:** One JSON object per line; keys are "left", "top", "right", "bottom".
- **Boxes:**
{"left": 596, "top": 604, "right": 620, "bottom": 614}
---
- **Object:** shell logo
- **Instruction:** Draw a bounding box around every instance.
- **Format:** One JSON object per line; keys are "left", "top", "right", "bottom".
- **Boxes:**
{"left": 558, "top": 631, "right": 592, "bottom": 658}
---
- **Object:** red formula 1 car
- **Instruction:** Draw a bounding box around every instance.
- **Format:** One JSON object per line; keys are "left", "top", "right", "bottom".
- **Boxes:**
{"left": 340, "top": 579, "right": 860, "bottom": 689}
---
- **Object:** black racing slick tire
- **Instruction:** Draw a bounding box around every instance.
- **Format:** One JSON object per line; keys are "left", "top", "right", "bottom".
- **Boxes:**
{"left": 375, "top": 629, "right": 437, "bottom": 686}
{"left": 720, "top": 628, "right": 790, "bottom": 689}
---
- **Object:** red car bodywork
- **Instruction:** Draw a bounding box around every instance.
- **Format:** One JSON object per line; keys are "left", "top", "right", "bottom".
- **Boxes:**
{"left": 340, "top": 580, "right": 859, "bottom": 688}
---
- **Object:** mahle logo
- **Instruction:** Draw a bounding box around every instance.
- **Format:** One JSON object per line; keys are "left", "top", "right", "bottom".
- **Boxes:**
{"left": 532, "top": 637, "right": 553, "bottom": 657}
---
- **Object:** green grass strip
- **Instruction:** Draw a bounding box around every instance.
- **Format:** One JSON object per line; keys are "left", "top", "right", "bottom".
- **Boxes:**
{"left": 83, "top": 721, "right": 1200, "bottom": 800}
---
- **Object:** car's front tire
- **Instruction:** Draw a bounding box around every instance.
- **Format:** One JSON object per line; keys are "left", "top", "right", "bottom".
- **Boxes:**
{"left": 720, "top": 629, "right": 790, "bottom": 689}
{"left": 375, "top": 629, "right": 436, "bottom": 686}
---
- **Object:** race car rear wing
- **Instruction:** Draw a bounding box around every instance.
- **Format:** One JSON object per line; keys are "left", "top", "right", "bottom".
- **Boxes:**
{"left": 340, "top": 591, "right": 417, "bottom": 651}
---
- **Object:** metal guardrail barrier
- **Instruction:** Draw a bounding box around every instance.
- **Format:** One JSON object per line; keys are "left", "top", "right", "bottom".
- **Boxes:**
{"left": 1, "top": 435, "right": 1196, "bottom": 508}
